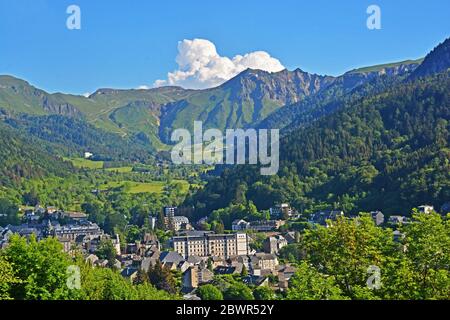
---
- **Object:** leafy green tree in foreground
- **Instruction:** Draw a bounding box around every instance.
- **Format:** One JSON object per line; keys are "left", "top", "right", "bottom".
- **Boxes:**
{"left": 0, "top": 256, "right": 21, "bottom": 300}
{"left": 224, "top": 282, "right": 254, "bottom": 300}
{"left": 1, "top": 234, "right": 76, "bottom": 300}
{"left": 95, "top": 239, "right": 117, "bottom": 268}
{"left": 301, "top": 214, "right": 397, "bottom": 299}
{"left": 253, "top": 286, "right": 275, "bottom": 300}
{"left": 286, "top": 261, "right": 347, "bottom": 300}
{"left": 197, "top": 284, "right": 224, "bottom": 300}
{"left": 0, "top": 235, "right": 176, "bottom": 300}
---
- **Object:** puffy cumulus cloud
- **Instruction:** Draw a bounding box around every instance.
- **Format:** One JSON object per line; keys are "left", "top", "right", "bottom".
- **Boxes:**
{"left": 154, "top": 39, "right": 285, "bottom": 90}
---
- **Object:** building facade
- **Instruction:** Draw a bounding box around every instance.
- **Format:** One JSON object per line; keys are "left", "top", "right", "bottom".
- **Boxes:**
{"left": 172, "top": 233, "right": 249, "bottom": 259}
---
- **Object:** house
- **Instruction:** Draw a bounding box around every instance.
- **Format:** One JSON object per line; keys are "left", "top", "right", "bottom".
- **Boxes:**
{"left": 309, "top": 210, "right": 345, "bottom": 226}
{"left": 232, "top": 219, "right": 250, "bottom": 231}
{"left": 250, "top": 253, "right": 279, "bottom": 276}
{"left": 141, "top": 251, "right": 161, "bottom": 272}
{"left": 229, "top": 255, "right": 251, "bottom": 272}
{"left": 278, "top": 265, "right": 297, "bottom": 290}
{"left": 24, "top": 211, "right": 40, "bottom": 224}
{"left": 214, "top": 264, "right": 243, "bottom": 275}
{"left": 0, "top": 228, "right": 13, "bottom": 249}
{"left": 46, "top": 206, "right": 58, "bottom": 214}
{"left": 160, "top": 251, "right": 185, "bottom": 267}
{"left": 370, "top": 211, "right": 385, "bottom": 226}
{"left": 247, "top": 220, "right": 285, "bottom": 232}
{"left": 59, "top": 237, "right": 73, "bottom": 254}
{"left": 209, "top": 256, "right": 225, "bottom": 268}
{"left": 242, "top": 275, "right": 269, "bottom": 287}
{"left": 6, "top": 224, "right": 42, "bottom": 239}
{"left": 121, "top": 267, "right": 139, "bottom": 282}
{"left": 388, "top": 216, "right": 410, "bottom": 226}
{"left": 269, "top": 203, "right": 293, "bottom": 219}
{"left": 418, "top": 205, "right": 434, "bottom": 214}
{"left": 163, "top": 206, "right": 177, "bottom": 218}
{"left": 284, "top": 231, "right": 297, "bottom": 244}
{"left": 85, "top": 254, "right": 99, "bottom": 265}
{"left": 263, "top": 235, "right": 288, "bottom": 254}
{"left": 171, "top": 216, "right": 191, "bottom": 231}
{"left": 186, "top": 255, "right": 203, "bottom": 266}
{"left": 178, "top": 261, "right": 191, "bottom": 273}
{"left": 52, "top": 221, "right": 103, "bottom": 241}
{"left": 196, "top": 217, "right": 209, "bottom": 228}
{"left": 61, "top": 211, "right": 88, "bottom": 222}
{"left": 183, "top": 265, "right": 214, "bottom": 290}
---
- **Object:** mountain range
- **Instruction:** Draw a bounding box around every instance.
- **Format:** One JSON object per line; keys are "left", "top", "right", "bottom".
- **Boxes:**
{"left": 0, "top": 45, "right": 431, "bottom": 153}
{"left": 0, "top": 37, "right": 449, "bottom": 215}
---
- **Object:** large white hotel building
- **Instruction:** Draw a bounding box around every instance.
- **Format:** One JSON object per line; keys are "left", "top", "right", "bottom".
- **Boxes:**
{"left": 172, "top": 233, "right": 249, "bottom": 259}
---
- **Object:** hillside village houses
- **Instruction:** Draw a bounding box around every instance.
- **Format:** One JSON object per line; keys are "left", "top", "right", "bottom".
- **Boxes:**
{"left": 1, "top": 202, "right": 447, "bottom": 296}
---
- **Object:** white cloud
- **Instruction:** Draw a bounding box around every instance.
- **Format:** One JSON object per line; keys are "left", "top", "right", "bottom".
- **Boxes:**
{"left": 82, "top": 92, "right": 90, "bottom": 98}
{"left": 137, "top": 85, "right": 151, "bottom": 90}
{"left": 154, "top": 39, "right": 285, "bottom": 90}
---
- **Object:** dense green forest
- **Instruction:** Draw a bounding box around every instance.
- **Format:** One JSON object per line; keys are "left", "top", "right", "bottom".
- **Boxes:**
{"left": 185, "top": 72, "right": 450, "bottom": 218}
{"left": 2, "top": 113, "right": 155, "bottom": 162}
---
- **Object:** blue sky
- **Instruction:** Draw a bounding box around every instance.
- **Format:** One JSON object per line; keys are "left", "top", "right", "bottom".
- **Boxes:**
{"left": 0, "top": 0, "right": 449, "bottom": 94}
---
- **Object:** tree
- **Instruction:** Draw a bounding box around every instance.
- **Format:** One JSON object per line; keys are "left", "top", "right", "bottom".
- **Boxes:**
{"left": 0, "top": 256, "right": 21, "bottom": 299}
{"left": 0, "top": 198, "right": 19, "bottom": 226}
{"left": 253, "top": 286, "right": 275, "bottom": 300}
{"left": 147, "top": 261, "right": 177, "bottom": 294}
{"left": 2, "top": 234, "right": 77, "bottom": 300}
{"left": 241, "top": 264, "right": 248, "bottom": 277}
{"left": 95, "top": 239, "right": 117, "bottom": 268}
{"left": 301, "top": 214, "right": 396, "bottom": 298}
{"left": 133, "top": 269, "right": 149, "bottom": 285}
{"left": 126, "top": 225, "right": 141, "bottom": 243}
{"left": 197, "top": 284, "right": 223, "bottom": 300}
{"left": 399, "top": 212, "right": 450, "bottom": 299}
{"left": 156, "top": 210, "right": 166, "bottom": 231}
{"left": 224, "top": 282, "right": 254, "bottom": 300}
{"left": 286, "top": 262, "right": 346, "bottom": 300}
{"left": 79, "top": 266, "right": 174, "bottom": 300}
{"left": 207, "top": 258, "right": 213, "bottom": 271}
{"left": 213, "top": 220, "right": 225, "bottom": 234}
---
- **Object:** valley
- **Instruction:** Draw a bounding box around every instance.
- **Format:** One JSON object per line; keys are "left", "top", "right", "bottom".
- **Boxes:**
{"left": 0, "top": 35, "right": 449, "bottom": 302}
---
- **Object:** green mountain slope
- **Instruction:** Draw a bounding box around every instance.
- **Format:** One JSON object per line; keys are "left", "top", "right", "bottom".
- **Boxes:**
{"left": 0, "top": 121, "right": 73, "bottom": 187}
{"left": 185, "top": 70, "right": 450, "bottom": 217}
{"left": 258, "top": 59, "right": 423, "bottom": 131}
{"left": 0, "top": 77, "right": 195, "bottom": 149}
{"left": 2, "top": 113, "right": 155, "bottom": 162}
{"left": 0, "top": 76, "right": 81, "bottom": 117}
{"left": 158, "top": 68, "right": 335, "bottom": 142}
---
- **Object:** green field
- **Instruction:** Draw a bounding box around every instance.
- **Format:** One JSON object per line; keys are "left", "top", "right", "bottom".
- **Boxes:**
{"left": 105, "top": 166, "right": 133, "bottom": 173}
{"left": 65, "top": 157, "right": 104, "bottom": 169}
{"left": 99, "top": 179, "right": 190, "bottom": 194}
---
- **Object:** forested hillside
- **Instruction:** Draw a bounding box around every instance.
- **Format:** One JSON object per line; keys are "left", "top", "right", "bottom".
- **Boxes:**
{"left": 0, "top": 122, "right": 73, "bottom": 187}
{"left": 185, "top": 72, "right": 450, "bottom": 217}
{"left": 2, "top": 113, "right": 155, "bottom": 162}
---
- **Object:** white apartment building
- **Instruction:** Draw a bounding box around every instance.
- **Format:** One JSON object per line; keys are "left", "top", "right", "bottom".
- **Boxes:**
{"left": 172, "top": 233, "right": 249, "bottom": 259}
